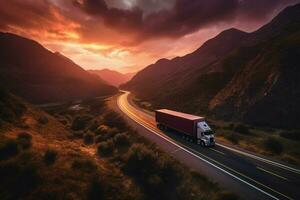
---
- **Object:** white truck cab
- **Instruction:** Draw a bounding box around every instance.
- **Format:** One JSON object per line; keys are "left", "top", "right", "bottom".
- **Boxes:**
{"left": 197, "top": 121, "right": 215, "bottom": 146}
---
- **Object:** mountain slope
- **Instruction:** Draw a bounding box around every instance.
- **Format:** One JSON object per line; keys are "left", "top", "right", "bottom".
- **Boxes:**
{"left": 122, "top": 3, "right": 300, "bottom": 128}
{"left": 0, "top": 32, "right": 117, "bottom": 103}
{"left": 123, "top": 28, "right": 248, "bottom": 101}
{"left": 88, "top": 69, "right": 135, "bottom": 87}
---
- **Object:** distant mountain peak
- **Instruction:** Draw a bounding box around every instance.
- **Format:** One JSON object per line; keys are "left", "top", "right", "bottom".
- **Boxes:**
{"left": 88, "top": 69, "right": 136, "bottom": 87}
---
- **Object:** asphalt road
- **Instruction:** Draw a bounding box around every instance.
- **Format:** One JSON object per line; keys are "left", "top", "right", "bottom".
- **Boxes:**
{"left": 110, "top": 91, "right": 300, "bottom": 200}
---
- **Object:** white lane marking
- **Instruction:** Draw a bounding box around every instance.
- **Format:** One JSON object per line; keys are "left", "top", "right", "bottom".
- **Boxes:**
{"left": 210, "top": 148, "right": 226, "bottom": 155}
{"left": 124, "top": 91, "right": 300, "bottom": 175}
{"left": 117, "top": 94, "right": 281, "bottom": 200}
{"left": 120, "top": 97, "right": 294, "bottom": 200}
{"left": 217, "top": 143, "right": 300, "bottom": 175}
{"left": 257, "top": 167, "right": 289, "bottom": 181}
{"left": 171, "top": 148, "right": 182, "bottom": 154}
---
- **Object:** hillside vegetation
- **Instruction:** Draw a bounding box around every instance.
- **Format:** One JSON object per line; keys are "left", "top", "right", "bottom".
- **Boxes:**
{"left": 0, "top": 89, "right": 235, "bottom": 200}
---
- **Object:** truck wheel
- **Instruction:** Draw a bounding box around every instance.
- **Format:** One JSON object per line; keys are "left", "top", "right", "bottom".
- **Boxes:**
{"left": 157, "top": 124, "right": 162, "bottom": 130}
{"left": 200, "top": 141, "right": 205, "bottom": 147}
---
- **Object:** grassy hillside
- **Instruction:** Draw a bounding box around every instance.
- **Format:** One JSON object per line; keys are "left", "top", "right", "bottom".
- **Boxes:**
{"left": 0, "top": 89, "right": 235, "bottom": 200}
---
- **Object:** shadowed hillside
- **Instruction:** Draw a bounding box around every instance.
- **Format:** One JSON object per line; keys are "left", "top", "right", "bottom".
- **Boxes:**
{"left": 122, "top": 3, "right": 300, "bottom": 129}
{"left": 0, "top": 33, "right": 117, "bottom": 103}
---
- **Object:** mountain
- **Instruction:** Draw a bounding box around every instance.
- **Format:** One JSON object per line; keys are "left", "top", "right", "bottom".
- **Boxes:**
{"left": 122, "top": 3, "right": 300, "bottom": 129}
{"left": 0, "top": 32, "right": 117, "bottom": 103}
{"left": 88, "top": 69, "right": 135, "bottom": 87}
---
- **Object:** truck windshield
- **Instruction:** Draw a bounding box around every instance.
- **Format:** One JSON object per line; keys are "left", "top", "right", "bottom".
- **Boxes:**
{"left": 204, "top": 131, "right": 213, "bottom": 136}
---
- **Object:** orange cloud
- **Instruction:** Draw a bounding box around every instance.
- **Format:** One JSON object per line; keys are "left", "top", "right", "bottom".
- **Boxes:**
{"left": 0, "top": 0, "right": 298, "bottom": 73}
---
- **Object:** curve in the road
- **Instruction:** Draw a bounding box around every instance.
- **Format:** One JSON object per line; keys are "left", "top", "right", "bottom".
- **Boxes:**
{"left": 115, "top": 91, "right": 300, "bottom": 200}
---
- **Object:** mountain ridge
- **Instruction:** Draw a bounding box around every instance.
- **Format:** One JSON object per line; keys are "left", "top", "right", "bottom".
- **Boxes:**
{"left": 0, "top": 32, "right": 117, "bottom": 103}
{"left": 122, "top": 3, "right": 300, "bottom": 128}
{"left": 88, "top": 68, "right": 135, "bottom": 87}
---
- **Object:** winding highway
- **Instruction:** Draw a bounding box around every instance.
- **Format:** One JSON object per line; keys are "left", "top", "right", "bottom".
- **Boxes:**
{"left": 110, "top": 91, "right": 300, "bottom": 200}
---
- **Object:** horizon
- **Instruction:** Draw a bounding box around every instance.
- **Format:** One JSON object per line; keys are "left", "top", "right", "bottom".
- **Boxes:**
{"left": 1, "top": 0, "right": 299, "bottom": 73}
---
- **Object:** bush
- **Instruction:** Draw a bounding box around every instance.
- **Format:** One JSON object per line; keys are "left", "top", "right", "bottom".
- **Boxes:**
{"left": 0, "top": 139, "right": 19, "bottom": 160}
{"left": 124, "top": 144, "right": 158, "bottom": 178}
{"left": 224, "top": 133, "right": 239, "bottom": 144}
{"left": 38, "top": 116, "right": 48, "bottom": 124}
{"left": 87, "top": 176, "right": 105, "bottom": 200}
{"left": 72, "top": 158, "right": 97, "bottom": 172}
{"left": 17, "top": 132, "right": 32, "bottom": 149}
{"left": 73, "top": 131, "right": 84, "bottom": 138}
{"left": 225, "top": 123, "right": 234, "bottom": 130}
{"left": 95, "top": 125, "right": 110, "bottom": 135}
{"left": 280, "top": 131, "right": 300, "bottom": 141}
{"left": 71, "top": 115, "right": 93, "bottom": 131}
{"left": 124, "top": 144, "right": 184, "bottom": 198}
{"left": 262, "top": 138, "right": 283, "bottom": 154}
{"left": 94, "top": 125, "right": 118, "bottom": 142}
{"left": 44, "top": 149, "right": 58, "bottom": 165}
{"left": 89, "top": 120, "right": 100, "bottom": 132}
{"left": 0, "top": 160, "right": 40, "bottom": 198}
{"left": 113, "top": 132, "right": 130, "bottom": 147}
{"left": 84, "top": 132, "right": 94, "bottom": 145}
{"left": 103, "top": 111, "right": 127, "bottom": 131}
{"left": 97, "top": 140, "right": 114, "bottom": 157}
{"left": 234, "top": 124, "right": 251, "bottom": 135}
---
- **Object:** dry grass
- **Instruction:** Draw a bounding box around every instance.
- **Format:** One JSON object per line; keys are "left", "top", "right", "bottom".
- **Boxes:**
{"left": 0, "top": 94, "right": 236, "bottom": 200}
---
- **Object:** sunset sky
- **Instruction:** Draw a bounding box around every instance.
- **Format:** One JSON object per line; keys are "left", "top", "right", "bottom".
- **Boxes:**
{"left": 0, "top": 0, "right": 299, "bottom": 73}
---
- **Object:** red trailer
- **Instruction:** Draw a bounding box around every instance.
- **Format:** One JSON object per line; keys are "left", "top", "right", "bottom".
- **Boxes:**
{"left": 155, "top": 109, "right": 215, "bottom": 146}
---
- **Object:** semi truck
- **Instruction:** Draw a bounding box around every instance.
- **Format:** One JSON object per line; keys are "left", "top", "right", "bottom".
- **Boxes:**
{"left": 155, "top": 109, "right": 215, "bottom": 147}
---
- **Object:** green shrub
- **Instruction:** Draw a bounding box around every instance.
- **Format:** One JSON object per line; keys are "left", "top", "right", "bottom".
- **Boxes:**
{"left": 103, "top": 111, "right": 127, "bottom": 131}
{"left": 225, "top": 123, "right": 235, "bottom": 130}
{"left": 72, "top": 158, "right": 97, "bottom": 172}
{"left": 234, "top": 124, "right": 251, "bottom": 135}
{"left": 17, "top": 132, "right": 32, "bottom": 149}
{"left": 94, "top": 125, "right": 118, "bottom": 141}
{"left": 71, "top": 115, "right": 93, "bottom": 131}
{"left": 0, "top": 160, "right": 40, "bottom": 198}
{"left": 73, "top": 131, "right": 84, "bottom": 139}
{"left": 95, "top": 125, "right": 110, "bottom": 135}
{"left": 38, "top": 116, "right": 48, "bottom": 124}
{"left": 262, "top": 138, "right": 283, "bottom": 154}
{"left": 89, "top": 120, "right": 100, "bottom": 132}
{"left": 224, "top": 133, "right": 239, "bottom": 144}
{"left": 84, "top": 132, "right": 94, "bottom": 145}
{"left": 0, "top": 139, "right": 19, "bottom": 160}
{"left": 0, "top": 96, "right": 26, "bottom": 123}
{"left": 124, "top": 144, "right": 158, "bottom": 177}
{"left": 87, "top": 176, "right": 105, "bottom": 200}
{"left": 124, "top": 144, "right": 185, "bottom": 198}
{"left": 0, "top": 88, "right": 8, "bottom": 99}
{"left": 97, "top": 140, "right": 114, "bottom": 157}
{"left": 280, "top": 131, "right": 300, "bottom": 141}
{"left": 113, "top": 132, "right": 130, "bottom": 147}
{"left": 44, "top": 149, "right": 58, "bottom": 165}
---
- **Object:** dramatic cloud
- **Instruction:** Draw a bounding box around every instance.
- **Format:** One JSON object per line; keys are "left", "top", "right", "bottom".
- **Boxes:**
{"left": 74, "top": 0, "right": 299, "bottom": 42}
{"left": 0, "top": 0, "right": 299, "bottom": 72}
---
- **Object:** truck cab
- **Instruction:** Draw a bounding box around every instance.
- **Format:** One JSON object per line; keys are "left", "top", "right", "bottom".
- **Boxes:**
{"left": 197, "top": 121, "right": 215, "bottom": 146}
{"left": 155, "top": 109, "right": 215, "bottom": 147}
